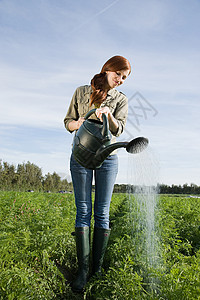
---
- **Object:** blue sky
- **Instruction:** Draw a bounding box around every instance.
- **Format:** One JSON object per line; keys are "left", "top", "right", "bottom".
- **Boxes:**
{"left": 0, "top": 0, "right": 200, "bottom": 185}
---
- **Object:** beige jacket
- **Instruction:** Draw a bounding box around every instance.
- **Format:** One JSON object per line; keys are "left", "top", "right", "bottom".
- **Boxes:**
{"left": 64, "top": 85, "right": 128, "bottom": 149}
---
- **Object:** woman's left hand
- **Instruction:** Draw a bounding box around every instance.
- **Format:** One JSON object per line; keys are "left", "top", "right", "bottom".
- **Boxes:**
{"left": 95, "top": 106, "right": 111, "bottom": 121}
{"left": 96, "top": 106, "right": 119, "bottom": 133}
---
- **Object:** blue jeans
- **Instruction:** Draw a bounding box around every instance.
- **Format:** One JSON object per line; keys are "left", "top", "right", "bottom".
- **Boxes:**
{"left": 70, "top": 154, "right": 118, "bottom": 229}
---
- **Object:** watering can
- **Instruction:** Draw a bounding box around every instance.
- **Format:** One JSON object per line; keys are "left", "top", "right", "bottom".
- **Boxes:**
{"left": 72, "top": 108, "right": 149, "bottom": 169}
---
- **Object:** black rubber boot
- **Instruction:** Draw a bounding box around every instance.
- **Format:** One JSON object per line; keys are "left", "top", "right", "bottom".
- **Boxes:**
{"left": 92, "top": 227, "right": 111, "bottom": 275}
{"left": 72, "top": 227, "right": 90, "bottom": 292}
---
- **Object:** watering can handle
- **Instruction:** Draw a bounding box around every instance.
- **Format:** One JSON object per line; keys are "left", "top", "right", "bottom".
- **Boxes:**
{"left": 84, "top": 108, "right": 97, "bottom": 120}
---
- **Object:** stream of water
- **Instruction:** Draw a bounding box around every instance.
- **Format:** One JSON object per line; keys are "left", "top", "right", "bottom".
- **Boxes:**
{"left": 126, "top": 146, "right": 160, "bottom": 286}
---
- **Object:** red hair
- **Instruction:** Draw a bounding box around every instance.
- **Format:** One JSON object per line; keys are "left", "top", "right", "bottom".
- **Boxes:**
{"left": 90, "top": 55, "right": 131, "bottom": 107}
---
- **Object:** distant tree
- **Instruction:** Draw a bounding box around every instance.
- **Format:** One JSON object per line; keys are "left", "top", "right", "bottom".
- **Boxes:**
{"left": 157, "top": 184, "right": 166, "bottom": 194}
{"left": 113, "top": 184, "right": 128, "bottom": 193}
{"left": 0, "top": 161, "right": 17, "bottom": 190}
{"left": 171, "top": 184, "right": 181, "bottom": 194}
{"left": 190, "top": 183, "right": 199, "bottom": 194}
{"left": 60, "top": 178, "right": 70, "bottom": 191}
{"left": 52, "top": 172, "right": 61, "bottom": 191}
{"left": 42, "top": 172, "right": 62, "bottom": 192}
{"left": 182, "top": 183, "right": 190, "bottom": 194}
{"left": 25, "top": 162, "right": 43, "bottom": 191}
{"left": 16, "top": 161, "right": 43, "bottom": 191}
{"left": 16, "top": 163, "right": 27, "bottom": 190}
{"left": 43, "top": 173, "right": 54, "bottom": 191}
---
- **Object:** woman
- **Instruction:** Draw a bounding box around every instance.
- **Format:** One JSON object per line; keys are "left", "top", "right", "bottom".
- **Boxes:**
{"left": 64, "top": 55, "right": 131, "bottom": 292}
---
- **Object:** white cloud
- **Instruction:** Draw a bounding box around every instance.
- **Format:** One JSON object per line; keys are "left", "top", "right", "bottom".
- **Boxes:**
{"left": 107, "top": 0, "right": 169, "bottom": 32}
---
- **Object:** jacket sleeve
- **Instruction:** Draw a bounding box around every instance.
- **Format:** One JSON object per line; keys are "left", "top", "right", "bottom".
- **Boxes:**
{"left": 64, "top": 88, "right": 79, "bottom": 133}
{"left": 113, "top": 94, "right": 128, "bottom": 137}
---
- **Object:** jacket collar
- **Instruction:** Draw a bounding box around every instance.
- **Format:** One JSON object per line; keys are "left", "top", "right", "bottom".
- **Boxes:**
{"left": 107, "top": 88, "right": 116, "bottom": 98}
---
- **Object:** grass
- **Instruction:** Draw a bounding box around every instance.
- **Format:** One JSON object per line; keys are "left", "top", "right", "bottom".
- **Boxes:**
{"left": 0, "top": 191, "right": 200, "bottom": 299}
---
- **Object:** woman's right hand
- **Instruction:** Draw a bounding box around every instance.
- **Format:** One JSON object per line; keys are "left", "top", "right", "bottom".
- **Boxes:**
{"left": 68, "top": 117, "right": 85, "bottom": 132}
{"left": 76, "top": 117, "right": 85, "bottom": 129}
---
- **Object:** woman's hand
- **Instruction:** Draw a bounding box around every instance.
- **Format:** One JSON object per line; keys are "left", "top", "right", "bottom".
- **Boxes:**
{"left": 96, "top": 106, "right": 119, "bottom": 134}
{"left": 68, "top": 117, "right": 85, "bottom": 132}
{"left": 76, "top": 117, "right": 85, "bottom": 129}
{"left": 95, "top": 107, "right": 111, "bottom": 122}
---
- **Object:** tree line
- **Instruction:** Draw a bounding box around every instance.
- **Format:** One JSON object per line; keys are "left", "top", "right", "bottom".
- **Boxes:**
{"left": 0, "top": 160, "right": 73, "bottom": 192}
{"left": 0, "top": 160, "right": 199, "bottom": 194}
{"left": 113, "top": 183, "right": 200, "bottom": 194}
{"left": 158, "top": 183, "right": 200, "bottom": 195}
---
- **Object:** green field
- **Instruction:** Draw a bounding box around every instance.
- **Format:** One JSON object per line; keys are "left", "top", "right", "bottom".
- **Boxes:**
{"left": 0, "top": 191, "right": 200, "bottom": 299}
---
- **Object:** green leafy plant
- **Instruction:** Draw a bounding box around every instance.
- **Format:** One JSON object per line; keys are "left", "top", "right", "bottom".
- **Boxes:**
{"left": 0, "top": 192, "right": 200, "bottom": 299}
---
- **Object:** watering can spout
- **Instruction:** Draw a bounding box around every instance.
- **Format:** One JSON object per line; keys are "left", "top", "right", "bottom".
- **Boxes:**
{"left": 95, "top": 137, "right": 149, "bottom": 166}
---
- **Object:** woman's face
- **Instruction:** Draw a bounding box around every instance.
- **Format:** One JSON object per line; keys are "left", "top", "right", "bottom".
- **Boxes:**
{"left": 106, "top": 69, "right": 129, "bottom": 90}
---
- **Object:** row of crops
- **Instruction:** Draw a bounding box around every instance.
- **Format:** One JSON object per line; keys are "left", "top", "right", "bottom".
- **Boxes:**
{"left": 0, "top": 191, "right": 200, "bottom": 299}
